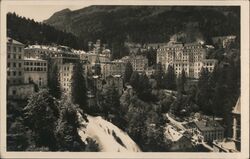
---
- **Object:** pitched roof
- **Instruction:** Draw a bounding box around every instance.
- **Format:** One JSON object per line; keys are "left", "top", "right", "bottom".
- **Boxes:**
{"left": 165, "top": 125, "right": 183, "bottom": 142}
{"left": 7, "top": 37, "right": 24, "bottom": 45}
{"left": 194, "top": 120, "right": 224, "bottom": 132}
{"left": 232, "top": 97, "right": 240, "bottom": 115}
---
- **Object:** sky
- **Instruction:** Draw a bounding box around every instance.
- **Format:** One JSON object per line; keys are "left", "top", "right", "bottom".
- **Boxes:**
{"left": 6, "top": 5, "right": 88, "bottom": 22}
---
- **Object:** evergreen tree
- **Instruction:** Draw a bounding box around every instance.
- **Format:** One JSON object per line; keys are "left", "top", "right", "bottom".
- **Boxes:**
{"left": 99, "top": 83, "right": 124, "bottom": 127}
{"left": 164, "top": 65, "right": 176, "bottom": 90}
{"left": 143, "top": 110, "right": 170, "bottom": 151}
{"left": 137, "top": 73, "right": 156, "bottom": 102}
{"left": 55, "top": 96, "right": 86, "bottom": 151}
{"left": 47, "top": 59, "right": 61, "bottom": 99}
{"left": 7, "top": 118, "right": 29, "bottom": 151}
{"left": 196, "top": 67, "right": 213, "bottom": 114}
{"left": 124, "top": 62, "right": 133, "bottom": 84}
{"left": 71, "top": 61, "right": 87, "bottom": 111}
{"left": 23, "top": 89, "right": 58, "bottom": 150}
{"left": 129, "top": 71, "right": 140, "bottom": 89}
{"left": 154, "top": 63, "right": 164, "bottom": 89}
{"left": 146, "top": 47, "right": 157, "bottom": 66}
{"left": 177, "top": 69, "right": 186, "bottom": 94}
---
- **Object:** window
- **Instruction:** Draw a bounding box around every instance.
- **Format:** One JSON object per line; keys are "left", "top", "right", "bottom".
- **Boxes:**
{"left": 7, "top": 54, "right": 10, "bottom": 59}
{"left": 7, "top": 63, "right": 10, "bottom": 67}
{"left": 18, "top": 47, "right": 22, "bottom": 52}
{"left": 13, "top": 54, "right": 16, "bottom": 59}
{"left": 19, "top": 55, "right": 21, "bottom": 59}
{"left": 19, "top": 63, "right": 22, "bottom": 67}
{"left": 12, "top": 90, "right": 16, "bottom": 95}
{"left": 18, "top": 71, "right": 22, "bottom": 76}
{"left": 7, "top": 46, "right": 11, "bottom": 51}
{"left": 13, "top": 47, "right": 16, "bottom": 52}
{"left": 13, "top": 71, "right": 16, "bottom": 76}
{"left": 13, "top": 63, "right": 16, "bottom": 67}
{"left": 7, "top": 71, "right": 10, "bottom": 76}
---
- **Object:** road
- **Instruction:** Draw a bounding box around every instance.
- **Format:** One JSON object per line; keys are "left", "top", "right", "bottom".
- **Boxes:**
{"left": 166, "top": 113, "right": 186, "bottom": 131}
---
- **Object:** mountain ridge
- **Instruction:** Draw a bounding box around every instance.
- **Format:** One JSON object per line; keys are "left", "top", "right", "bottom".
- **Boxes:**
{"left": 44, "top": 5, "right": 240, "bottom": 45}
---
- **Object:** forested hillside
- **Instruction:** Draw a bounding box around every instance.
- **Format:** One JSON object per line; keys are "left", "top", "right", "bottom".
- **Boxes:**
{"left": 7, "top": 13, "right": 84, "bottom": 49}
{"left": 44, "top": 6, "right": 240, "bottom": 46}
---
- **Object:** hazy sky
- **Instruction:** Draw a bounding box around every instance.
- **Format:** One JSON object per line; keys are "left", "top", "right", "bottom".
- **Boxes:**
{"left": 7, "top": 5, "right": 88, "bottom": 22}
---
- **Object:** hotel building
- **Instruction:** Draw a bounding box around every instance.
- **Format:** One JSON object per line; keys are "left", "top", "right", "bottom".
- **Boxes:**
{"left": 157, "top": 42, "right": 217, "bottom": 79}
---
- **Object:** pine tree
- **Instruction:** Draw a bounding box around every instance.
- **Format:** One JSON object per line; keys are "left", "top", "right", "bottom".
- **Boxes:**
{"left": 124, "top": 62, "right": 133, "bottom": 84}
{"left": 177, "top": 69, "right": 186, "bottom": 94}
{"left": 71, "top": 61, "right": 87, "bottom": 111}
{"left": 196, "top": 67, "right": 213, "bottom": 114}
{"left": 47, "top": 59, "right": 61, "bottom": 99}
{"left": 55, "top": 96, "right": 86, "bottom": 151}
{"left": 99, "top": 83, "right": 121, "bottom": 124}
{"left": 23, "top": 89, "right": 58, "bottom": 150}
{"left": 129, "top": 71, "right": 140, "bottom": 89}
{"left": 154, "top": 63, "right": 164, "bottom": 89}
{"left": 164, "top": 65, "right": 176, "bottom": 90}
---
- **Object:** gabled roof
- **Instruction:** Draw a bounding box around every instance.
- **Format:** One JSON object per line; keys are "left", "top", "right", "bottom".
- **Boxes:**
{"left": 165, "top": 125, "right": 183, "bottom": 142}
{"left": 194, "top": 120, "right": 224, "bottom": 132}
{"left": 7, "top": 37, "right": 24, "bottom": 45}
{"left": 232, "top": 97, "right": 240, "bottom": 115}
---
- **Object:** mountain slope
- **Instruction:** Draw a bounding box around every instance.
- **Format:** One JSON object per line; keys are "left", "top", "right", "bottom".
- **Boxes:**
{"left": 78, "top": 114, "right": 141, "bottom": 152}
{"left": 44, "top": 6, "right": 240, "bottom": 45}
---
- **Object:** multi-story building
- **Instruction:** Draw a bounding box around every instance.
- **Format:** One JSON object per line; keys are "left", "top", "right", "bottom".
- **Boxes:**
{"left": 212, "top": 97, "right": 241, "bottom": 152}
{"left": 101, "top": 60, "right": 126, "bottom": 79}
{"left": 232, "top": 97, "right": 240, "bottom": 142}
{"left": 165, "top": 125, "right": 193, "bottom": 151}
{"left": 212, "top": 35, "right": 236, "bottom": 48}
{"left": 121, "top": 55, "right": 148, "bottom": 73}
{"left": 7, "top": 37, "right": 25, "bottom": 85}
{"left": 7, "top": 37, "right": 35, "bottom": 99}
{"left": 194, "top": 120, "right": 224, "bottom": 142}
{"left": 105, "top": 75, "right": 124, "bottom": 95}
{"left": 23, "top": 57, "right": 48, "bottom": 88}
{"left": 59, "top": 63, "right": 74, "bottom": 94}
{"left": 157, "top": 42, "right": 217, "bottom": 79}
{"left": 92, "top": 75, "right": 123, "bottom": 95}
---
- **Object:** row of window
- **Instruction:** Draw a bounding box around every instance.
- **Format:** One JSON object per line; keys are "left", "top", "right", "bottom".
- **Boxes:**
{"left": 8, "top": 46, "right": 23, "bottom": 53}
{"left": 24, "top": 67, "right": 47, "bottom": 71}
{"left": 7, "top": 79, "right": 22, "bottom": 85}
{"left": 7, "top": 71, "right": 22, "bottom": 76}
{"left": 7, "top": 54, "right": 22, "bottom": 59}
{"left": 7, "top": 62, "right": 22, "bottom": 68}
{"left": 24, "top": 62, "right": 47, "bottom": 66}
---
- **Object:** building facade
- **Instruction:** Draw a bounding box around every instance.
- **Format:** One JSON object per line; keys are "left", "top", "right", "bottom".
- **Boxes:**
{"left": 101, "top": 61, "right": 126, "bottom": 79}
{"left": 121, "top": 55, "right": 148, "bottom": 73}
{"left": 7, "top": 37, "right": 25, "bottom": 85}
{"left": 157, "top": 42, "right": 217, "bottom": 79}
{"left": 232, "top": 97, "right": 240, "bottom": 142}
{"left": 23, "top": 57, "right": 48, "bottom": 88}
{"left": 59, "top": 63, "right": 74, "bottom": 94}
{"left": 194, "top": 120, "right": 224, "bottom": 142}
{"left": 7, "top": 84, "right": 35, "bottom": 100}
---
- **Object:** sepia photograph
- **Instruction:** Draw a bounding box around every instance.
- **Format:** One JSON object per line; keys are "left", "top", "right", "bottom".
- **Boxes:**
{"left": 0, "top": 0, "right": 249, "bottom": 158}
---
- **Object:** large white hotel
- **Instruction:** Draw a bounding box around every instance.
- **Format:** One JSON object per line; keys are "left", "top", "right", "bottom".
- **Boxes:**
{"left": 157, "top": 40, "right": 217, "bottom": 79}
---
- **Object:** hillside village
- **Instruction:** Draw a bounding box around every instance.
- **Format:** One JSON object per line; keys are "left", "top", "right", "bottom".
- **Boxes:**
{"left": 7, "top": 32, "right": 240, "bottom": 152}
